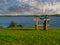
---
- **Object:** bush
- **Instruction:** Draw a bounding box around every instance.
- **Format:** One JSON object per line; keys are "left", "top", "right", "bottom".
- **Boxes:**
{"left": 17, "top": 24, "right": 23, "bottom": 27}
{"left": 8, "top": 21, "right": 16, "bottom": 28}
{"left": 0, "top": 26, "right": 3, "bottom": 28}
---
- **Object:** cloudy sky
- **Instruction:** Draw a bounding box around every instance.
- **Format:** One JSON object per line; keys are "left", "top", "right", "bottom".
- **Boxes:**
{"left": 0, "top": 0, "right": 60, "bottom": 15}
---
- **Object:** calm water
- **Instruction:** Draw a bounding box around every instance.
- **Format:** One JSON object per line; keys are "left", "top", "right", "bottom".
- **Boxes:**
{"left": 0, "top": 16, "right": 60, "bottom": 27}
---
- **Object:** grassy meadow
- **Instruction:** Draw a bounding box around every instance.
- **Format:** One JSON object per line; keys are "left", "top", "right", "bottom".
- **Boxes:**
{"left": 0, "top": 27, "right": 60, "bottom": 45}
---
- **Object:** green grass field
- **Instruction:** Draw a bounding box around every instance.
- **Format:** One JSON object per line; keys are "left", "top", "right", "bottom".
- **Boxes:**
{"left": 0, "top": 27, "right": 60, "bottom": 45}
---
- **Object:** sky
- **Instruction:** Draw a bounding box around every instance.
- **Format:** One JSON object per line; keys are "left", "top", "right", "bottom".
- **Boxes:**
{"left": 0, "top": 0, "right": 60, "bottom": 15}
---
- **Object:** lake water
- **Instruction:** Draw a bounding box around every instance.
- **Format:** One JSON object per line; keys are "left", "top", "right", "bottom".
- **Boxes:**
{"left": 0, "top": 16, "right": 60, "bottom": 28}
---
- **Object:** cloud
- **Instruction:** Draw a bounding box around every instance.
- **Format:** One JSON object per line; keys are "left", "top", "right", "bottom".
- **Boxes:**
{"left": 17, "top": 0, "right": 28, "bottom": 2}
{"left": 5, "top": 3, "right": 41, "bottom": 15}
{"left": 1, "top": 0, "right": 60, "bottom": 15}
{"left": 0, "top": 0, "right": 8, "bottom": 5}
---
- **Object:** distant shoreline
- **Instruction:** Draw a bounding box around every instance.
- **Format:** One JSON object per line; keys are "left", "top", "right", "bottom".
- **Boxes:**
{"left": 0, "top": 15, "right": 60, "bottom": 17}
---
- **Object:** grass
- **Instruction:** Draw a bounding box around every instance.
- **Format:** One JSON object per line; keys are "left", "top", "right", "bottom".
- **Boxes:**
{"left": 0, "top": 27, "right": 60, "bottom": 45}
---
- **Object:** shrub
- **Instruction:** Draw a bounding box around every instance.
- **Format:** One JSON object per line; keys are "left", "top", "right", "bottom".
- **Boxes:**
{"left": 8, "top": 21, "right": 16, "bottom": 28}
{"left": 17, "top": 24, "right": 23, "bottom": 27}
{"left": 0, "top": 26, "right": 3, "bottom": 28}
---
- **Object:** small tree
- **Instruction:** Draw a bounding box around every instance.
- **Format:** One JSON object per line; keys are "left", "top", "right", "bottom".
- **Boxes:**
{"left": 8, "top": 21, "right": 16, "bottom": 27}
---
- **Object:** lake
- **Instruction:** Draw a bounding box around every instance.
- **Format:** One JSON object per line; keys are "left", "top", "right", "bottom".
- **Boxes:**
{"left": 0, "top": 16, "right": 60, "bottom": 28}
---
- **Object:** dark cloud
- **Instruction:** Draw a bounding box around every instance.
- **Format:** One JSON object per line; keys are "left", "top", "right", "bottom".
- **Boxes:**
{"left": 7, "top": 3, "right": 40, "bottom": 14}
